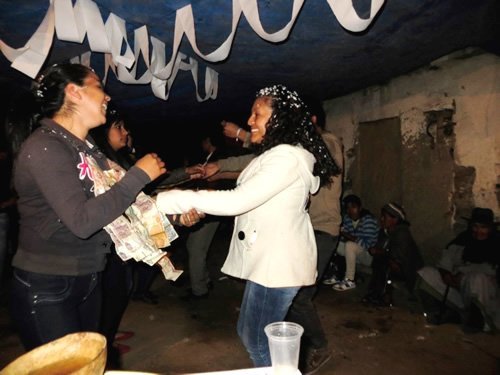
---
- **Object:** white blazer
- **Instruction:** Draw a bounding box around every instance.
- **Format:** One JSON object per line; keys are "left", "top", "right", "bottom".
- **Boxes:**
{"left": 156, "top": 144, "right": 320, "bottom": 288}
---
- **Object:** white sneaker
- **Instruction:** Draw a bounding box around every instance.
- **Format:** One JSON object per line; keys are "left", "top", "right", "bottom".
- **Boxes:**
{"left": 332, "top": 279, "right": 356, "bottom": 291}
{"left": 322, "top": 276, "right": 341, "bottom": 285}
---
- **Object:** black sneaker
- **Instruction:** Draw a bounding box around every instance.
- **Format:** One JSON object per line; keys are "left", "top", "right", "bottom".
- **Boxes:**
{"left": 301, "top": 347, "right": 332, "bottom": 375}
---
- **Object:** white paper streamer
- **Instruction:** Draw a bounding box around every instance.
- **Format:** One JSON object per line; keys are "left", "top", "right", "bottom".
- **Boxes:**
{"left": 81, "top": 0, "right": 111, "bottom": 53}
{"left": 327, "top": 0, "right": 385, "bottom": 32}
{"left": 0, "top": 0, "right": 385, "bottom": 101}
{"left": 69, "top": 50, "right": 91, "bottom": 66}
{"left": 0, "top": 0, "right": 55, "bottom": 79}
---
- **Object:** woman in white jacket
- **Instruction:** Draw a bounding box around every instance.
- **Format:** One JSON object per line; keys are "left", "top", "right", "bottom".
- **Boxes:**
{"left": 156, "top": 85, "right": 340, "bottom": 367}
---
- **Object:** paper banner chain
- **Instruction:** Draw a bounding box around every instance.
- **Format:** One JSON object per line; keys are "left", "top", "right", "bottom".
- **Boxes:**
{"left": 0, "top": 0, "right": 385, "bottom": 101}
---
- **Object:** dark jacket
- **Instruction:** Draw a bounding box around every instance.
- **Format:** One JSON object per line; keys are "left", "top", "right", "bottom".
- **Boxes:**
{"left": 12, "top": 118, "right": 150, "bottom": 276}
{"left": 387, "top": 222, "right": 424, "bottom": 290}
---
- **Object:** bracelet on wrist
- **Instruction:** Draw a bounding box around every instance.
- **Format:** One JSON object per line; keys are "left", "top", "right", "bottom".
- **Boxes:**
{"left": 235, "top": 128, "right": 242, "bottom": 141}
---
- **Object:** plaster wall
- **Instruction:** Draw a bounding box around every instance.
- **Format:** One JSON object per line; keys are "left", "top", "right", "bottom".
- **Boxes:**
{"left": 324, "top": 49, "right": 499, "bottom": 261}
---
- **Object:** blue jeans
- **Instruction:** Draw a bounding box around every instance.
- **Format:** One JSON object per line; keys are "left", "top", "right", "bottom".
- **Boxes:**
{"left": 9, "top": 268, "right": 102, "bottom": 351}
{"left": 237, "top": 280, "right": 300, "bottom": 367}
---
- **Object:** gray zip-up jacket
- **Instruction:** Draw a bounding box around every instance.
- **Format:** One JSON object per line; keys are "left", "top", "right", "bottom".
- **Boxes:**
{"left": 12, "top": 118, "right": 150, "bottom": 276}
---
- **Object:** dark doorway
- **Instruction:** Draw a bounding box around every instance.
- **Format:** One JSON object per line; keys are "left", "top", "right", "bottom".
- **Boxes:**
{"left": 353, "top": 117, "right": 402, "bottom": 214}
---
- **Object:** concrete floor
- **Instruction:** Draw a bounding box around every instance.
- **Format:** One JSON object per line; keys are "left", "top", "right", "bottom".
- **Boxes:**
{"left": 1, "top": 224, "right": 499, "bottom": 374}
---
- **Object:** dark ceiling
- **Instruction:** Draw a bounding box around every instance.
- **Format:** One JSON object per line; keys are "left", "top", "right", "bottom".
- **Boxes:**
{"left": 0, "top": 0, "right": 499, "bottom": 159}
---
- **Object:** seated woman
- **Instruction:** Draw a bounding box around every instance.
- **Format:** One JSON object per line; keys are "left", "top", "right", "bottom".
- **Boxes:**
{"left": 418, "top": 207, "right": 500, "bottom": 332}
{"left": 156, "top": 85, "right": 340, "bottom": 367}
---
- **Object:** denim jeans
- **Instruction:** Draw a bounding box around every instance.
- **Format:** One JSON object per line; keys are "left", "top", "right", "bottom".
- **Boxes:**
{"left": 9, "top": 268, "right": 102, "bottom": 351}
{"left": 237, "top": 280, "right": 300, "bottom": 367}
{"left": 287, "top": 232, "right": 339, "bottom": 350}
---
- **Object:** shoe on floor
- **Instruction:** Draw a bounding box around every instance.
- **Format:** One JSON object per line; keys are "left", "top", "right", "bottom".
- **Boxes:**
{"left": 114, "top": 331, "right": 134, "bottom": 341}
{"left": 301, "top": 347, "right": 332, "bottom": 375}
{"left": 113, "top": 343, "right": 131, "bottom": 355}
{"left": 332, "top": 279, "right": 356, "bottom": 291}
{"left": 322, "top": 275, "right": 341, "bottom": 285}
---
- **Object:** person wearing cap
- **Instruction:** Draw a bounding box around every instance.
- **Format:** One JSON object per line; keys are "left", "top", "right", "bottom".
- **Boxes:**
{"left": 417, "top": 207, "right": 500, "bottom": 332}
{"left": 362, "top": 202, "right": 424, "bottom": 306}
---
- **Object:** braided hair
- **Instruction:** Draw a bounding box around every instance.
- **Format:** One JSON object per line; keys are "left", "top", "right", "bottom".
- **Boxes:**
{"left": 253, "top": 84, "right": 341, "bottom": 185}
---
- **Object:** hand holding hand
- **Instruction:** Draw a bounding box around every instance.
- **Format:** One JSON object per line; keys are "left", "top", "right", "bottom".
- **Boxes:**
{"left": 203, "top": 162, "right": 220, "bottom": 179}
{"left": 135, "top": 153, "right": 166, "bottom": 181}
{"left": 180, "top": 208, "right": 206, "bottom": 227}
{"left": 185, "top": 164, "right": 205, "bottom": 180}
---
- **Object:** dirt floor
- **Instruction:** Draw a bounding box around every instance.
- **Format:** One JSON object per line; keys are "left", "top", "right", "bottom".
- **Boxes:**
{"left": 1, "top": 224, "right": 499, "bottom": 374}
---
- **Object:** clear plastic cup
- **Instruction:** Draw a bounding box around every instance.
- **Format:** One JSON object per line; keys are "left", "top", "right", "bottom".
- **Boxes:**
{"left": 264, "top": 321, "right": 304, "bottom": 375}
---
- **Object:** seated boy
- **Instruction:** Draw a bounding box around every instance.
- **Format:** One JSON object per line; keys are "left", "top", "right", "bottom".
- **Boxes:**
{"left": 326, "top": 194, "right": 379, "bottom": 291}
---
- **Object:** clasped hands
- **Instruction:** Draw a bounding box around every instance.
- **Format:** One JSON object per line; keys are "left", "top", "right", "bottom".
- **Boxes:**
{"left": 134, "top": 155, "right": 206, "bottom": 227}
{"left": 172, "top": 209, "right": 205, "bottom": 227}
{"left": 185, "top": 162, "right": 221, "bottom": 182}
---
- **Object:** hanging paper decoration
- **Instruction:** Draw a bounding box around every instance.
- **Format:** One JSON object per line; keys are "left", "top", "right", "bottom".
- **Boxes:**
{"left": 0, "top": 0, "right": 385, "bottom": 101}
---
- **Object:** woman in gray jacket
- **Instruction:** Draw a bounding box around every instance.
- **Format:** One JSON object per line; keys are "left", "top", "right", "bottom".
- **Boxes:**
{"left": 8, "top": 63, "right": 167, "bottom": 351}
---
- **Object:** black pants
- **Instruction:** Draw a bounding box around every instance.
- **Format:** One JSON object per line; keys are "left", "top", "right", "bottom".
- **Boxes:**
{"left": 132, "top": 262, "right": 158, "bottom": 297}
{"left": 367, "top": 253, "right": 412, "bottom": 299}
{"left": 366, "top": 253, "right": 391, "bottom": 297}
{"left": 287, "top": 231, "right": 339, "bottom": 350}
{"left": 100, "top": 251, "right": 133, "bottom": 353}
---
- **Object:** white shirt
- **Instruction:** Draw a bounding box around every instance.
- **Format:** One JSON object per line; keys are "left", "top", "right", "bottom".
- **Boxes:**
{"left": 156, "top": 144, "right": 320, "bottom": 287}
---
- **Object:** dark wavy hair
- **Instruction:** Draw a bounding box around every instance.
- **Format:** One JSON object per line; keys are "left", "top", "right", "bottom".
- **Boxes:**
{"left": 33, "top": 63, "right": 94, "bottom": 118}
{"left": 252, "top": 85, "right": 341, "bottom": 185}
{"left": 90, "top": 108, "right": 134, "bottom": 170}
{"left": 6, "top": 63, "right": 94, "bottom": 156}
